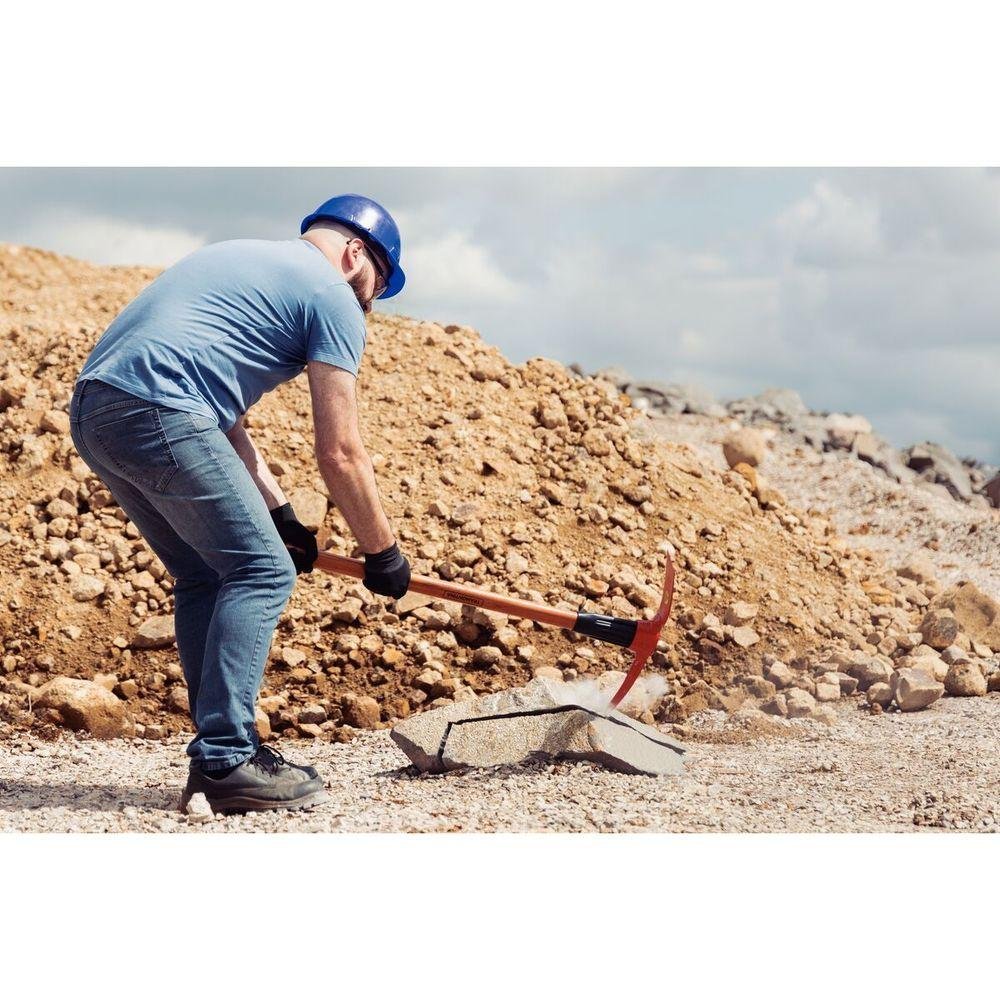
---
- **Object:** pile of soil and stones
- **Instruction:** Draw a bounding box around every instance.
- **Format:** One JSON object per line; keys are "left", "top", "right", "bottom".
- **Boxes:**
{"left": 1, "top": 243, "right": 997, "bottom": 750}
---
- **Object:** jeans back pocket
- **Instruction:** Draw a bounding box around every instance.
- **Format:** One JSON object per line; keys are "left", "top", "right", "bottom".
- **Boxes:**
{"left": 92, "top": 405, "right": 180, "bottom": 493}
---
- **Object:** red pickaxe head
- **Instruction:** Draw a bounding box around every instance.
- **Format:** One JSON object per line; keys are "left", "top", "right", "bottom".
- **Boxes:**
{"left": 609, "top": 554, "right": 675, "bottom": 708}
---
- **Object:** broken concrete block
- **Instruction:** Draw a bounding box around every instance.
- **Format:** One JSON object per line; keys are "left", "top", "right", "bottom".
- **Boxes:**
{"left": 390, "top": 677, "right": 686, "bottom": 777}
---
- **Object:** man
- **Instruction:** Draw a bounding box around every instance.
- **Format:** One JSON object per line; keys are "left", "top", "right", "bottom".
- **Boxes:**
{"left": 68, "top": 194, "right": 412, "bottom": 813}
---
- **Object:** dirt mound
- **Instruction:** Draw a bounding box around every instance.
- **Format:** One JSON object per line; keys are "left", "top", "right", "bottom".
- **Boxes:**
{"left": 0, "top": 243, "right": 895, "bottom": 742}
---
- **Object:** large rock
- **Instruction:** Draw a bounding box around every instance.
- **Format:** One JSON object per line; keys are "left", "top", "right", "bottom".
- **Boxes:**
{"left": 983, "top": 473, "right": 1000, "bottom": 508}
{"left": 785, "top": 688, "right": 816, "bottom": 718}
{"left": 131, "top": 615, "right": 176, "bottom": 650}
{"left": 919, "top": 609, "right": 958, "bottom": 651}
{"left": 341, "top": 694, "right": 381, "bottom": 729}
{"left": 932, "top": 581, "right": 1000, "bottom": 650}
{"left": 896, "top": 555, "right": 938, "bottom": 587}
{"left": 944, "top": 662, "right": 987, "bottom": 697}
{"left": 844, "top": 657, "right": 893, "bottom": 692}
{"left": 390, "top": 677, "right": 687, "bottom": 777}
{"left": 624, "top": 380, "right": 725, "bottom": 418}
{"left": 727, "top": 388, "right": 808, "bottom": 422}
{"left": 722, "top": 428, "right": 766, "bottom": 469}
{"left": 35, "top": 677, "right": 134, "bottom": 738}
{"left": 904, "top": 442, "right": 973, "bottom": 501}
{"left": 891, "top": 669, "right": 944, "bottom": 712}
{"left": 286, "top": 488, "right": 328, "bottom": 532}
{"left": 825, "top": 413, "right": 872, "bottom": 450}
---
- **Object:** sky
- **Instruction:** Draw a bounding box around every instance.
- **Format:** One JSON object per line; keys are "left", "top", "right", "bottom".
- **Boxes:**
{"left": 1, "top": 167, "right": 997, "bottom": 463}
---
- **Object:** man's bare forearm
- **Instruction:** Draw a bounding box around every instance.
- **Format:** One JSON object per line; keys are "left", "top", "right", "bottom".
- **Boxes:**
{"left": 225, "top": 421, "right": 287, "bottom": 511}
{"left": 318, "top": 450, "right": 395, "bottom": 554}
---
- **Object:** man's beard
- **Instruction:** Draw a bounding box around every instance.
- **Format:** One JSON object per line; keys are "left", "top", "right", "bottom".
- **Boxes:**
{"left": 347, "top": 268, "right": 373, "bottom": 313}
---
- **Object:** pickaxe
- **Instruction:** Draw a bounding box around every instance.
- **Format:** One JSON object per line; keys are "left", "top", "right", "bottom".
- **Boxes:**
{"left": 314, "top": 550, "right": 675, "bottom": 709}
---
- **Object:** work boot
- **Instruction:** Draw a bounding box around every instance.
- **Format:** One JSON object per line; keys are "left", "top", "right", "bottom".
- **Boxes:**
{"left": 179, "top": 745, "right": 327, "bottom": 813}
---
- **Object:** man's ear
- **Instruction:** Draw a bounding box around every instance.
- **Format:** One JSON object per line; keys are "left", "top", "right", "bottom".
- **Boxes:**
{"left": 341, "top": 238, "right": 364, "bottom": 278}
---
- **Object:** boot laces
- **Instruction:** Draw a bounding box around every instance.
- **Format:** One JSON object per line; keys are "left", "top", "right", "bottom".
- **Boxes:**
{"left": 252, "top": 745, "right": 287, "bottom": 774}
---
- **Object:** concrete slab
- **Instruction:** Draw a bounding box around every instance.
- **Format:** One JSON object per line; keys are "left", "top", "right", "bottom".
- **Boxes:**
{"left": 390, "top": 677, "right": 687, "bottom": 777}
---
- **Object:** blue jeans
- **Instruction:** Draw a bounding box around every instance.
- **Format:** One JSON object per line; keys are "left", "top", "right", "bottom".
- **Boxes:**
{"left": 69, "top": 379, "right": 297, "bottom": 771}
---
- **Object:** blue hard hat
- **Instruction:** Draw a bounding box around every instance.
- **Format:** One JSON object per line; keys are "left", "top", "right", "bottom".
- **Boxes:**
{"left": 300, "top": 193, "right": 406, "bottom": 299}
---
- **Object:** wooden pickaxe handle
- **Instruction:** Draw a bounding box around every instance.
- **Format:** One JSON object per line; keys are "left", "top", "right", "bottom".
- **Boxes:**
{"left": 314, "top": 551, "right": 578, "bottom": 629}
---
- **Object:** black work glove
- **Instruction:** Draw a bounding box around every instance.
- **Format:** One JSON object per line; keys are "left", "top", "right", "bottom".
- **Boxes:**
{"left": 270, "top": 503, "right": 318, "bottom": 574}
{"left": 363, "top": 542, "right": 411, "bottom": 599}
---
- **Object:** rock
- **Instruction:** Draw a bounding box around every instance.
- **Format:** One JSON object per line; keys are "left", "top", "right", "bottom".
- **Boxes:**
{"left": 532, "top": 665, "right": 563, "bottom": 682}
{"left": 918, "top": 610, "right": 958, "bottom": 651}
{"left": 866, "top": 682, "right": 893, "bottom": 708}
{"left": 39, "top": 408, "right": 71, "bottom": 435}
{"left": 167, "top": 686, "right": 190, "bottom": 714}
{"left": 722, "top": 428, "right": 766, "bottom": 469}
{"left": 471, "top": 645, "right": 502, "bottom": 668}
{"left": 35, "top": 677, "right": 134, "bottom": 738}
{"left": 892, "top": 670, "right": 944, "bottom": 712}
{"left": 764, "top": 660, "right": 795, "bottom": 689}
{"left": 70, "top": 574, "right": 105, "bottom": 602}
{"left": 785, "top": 688, "right": 816, "bottom": 718}
{"left": 131, "top": 615, "right": 176, "bottom": 649}
{"left": 761, "top": 693, "right": 788, "bottom": 717}
{"left": 940, "top": 644, "right": 970, "bottom": 666}
{"left": 844, "top": 658, "right": 893, "bottom": 692}
{"left": 825, "top": 413, "right": 871, "bottom": 450}
{"left": 505, "top": 551, "right": 531, "bottom": 575}
{"left": 278, "top": 646, "right": 306, "bottom": 668}
{"left": 429, "top": 677, "right": 462, "bottom": 699}
{"left": 341, "top": 694, "right": 381, "bottom": 729}
{"left": 254, "top": 706, "right": 272, "bottom": 741}
{"left": 286, "top": 488, "right": 328, "bottom": 531}
{"left": 395, "top": 591, "right": 435, "bottom": 615}
{"left": 896, "top": 555, "right": 938, "bottom": 586}
{"left": 944, "top": 662, "right": 987, "bottom": 698}
{"left": 731, "top": 462, "right": 759, "bottom": 492}
{"left": 723, "top": 601, "right": 759, "bottom": 626}
{"left": 413, "top": 667, "right": 443, "bottom": 691}
{"left": 904, "top": 442, "right": 973, "bottom": 501}
{"left": 835, "top": 672, "right": 859, "bottom": 696}
{"left": 184, "top": 792, "right": 214, "bottom": 824}
{"left": 983, "top": 473, "right": 1000, "bottom": 508}
{"left": 903, "top": 653, "right": 949, "bottom": 683}
{"left": 298, "top": 704, "right": 328, "bottom": 725}
{"left": 814, "top": 674, "right": 841, "bottom": 702}
{"left": 729, "top": 626, "right": 760, "bottom": 649}
{"left": 331, "top": 597, "right": 363, "bottom": 623}
{"left": 932, "top": 581, "right": 1000, "bottom": 650}
{"left": 390, "top": 677, "right": 687, "bottom": 776}
{"left": 741, "top": 675, "right": 776, "bottom": 699}
{"left": 114, "top": 679, "right": 139, "bottom": 699}
{"left": 728, "top": 387, "right": 808, "bottom": 422}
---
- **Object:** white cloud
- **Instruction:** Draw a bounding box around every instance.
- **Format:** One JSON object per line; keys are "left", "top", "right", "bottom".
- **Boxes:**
{"left": 401, "top": 230, "right": 520, "bottom": 304}
{"left": 774, "top": 179, "right": 883, "bottom": 266}
{"left": 15, "top": 208, "right": 206, "bottom": 266}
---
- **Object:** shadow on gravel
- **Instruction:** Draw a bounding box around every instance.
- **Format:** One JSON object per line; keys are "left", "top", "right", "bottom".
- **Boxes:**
{"left": 0, "top": 780, "right": 178, "bottom": 812}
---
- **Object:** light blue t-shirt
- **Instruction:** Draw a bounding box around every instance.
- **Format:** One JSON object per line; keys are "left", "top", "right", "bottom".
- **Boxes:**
{"left": 78, "top": 238, "right": 367, "bottom": 430}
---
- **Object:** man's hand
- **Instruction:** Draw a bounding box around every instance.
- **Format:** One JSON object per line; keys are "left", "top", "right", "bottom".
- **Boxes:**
{"left": 363, "top": 542, "right": 411, "bottom": 599}
{"left": 270, "top": 503, "right": 318, "bottom": 574}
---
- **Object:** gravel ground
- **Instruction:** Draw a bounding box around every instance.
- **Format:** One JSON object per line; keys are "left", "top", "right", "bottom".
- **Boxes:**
{"left": 649, "top": 413, "right": 1000, "bottom": 598}
{"left": 2, "top": 696, "right": 997, "bottom": 832}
